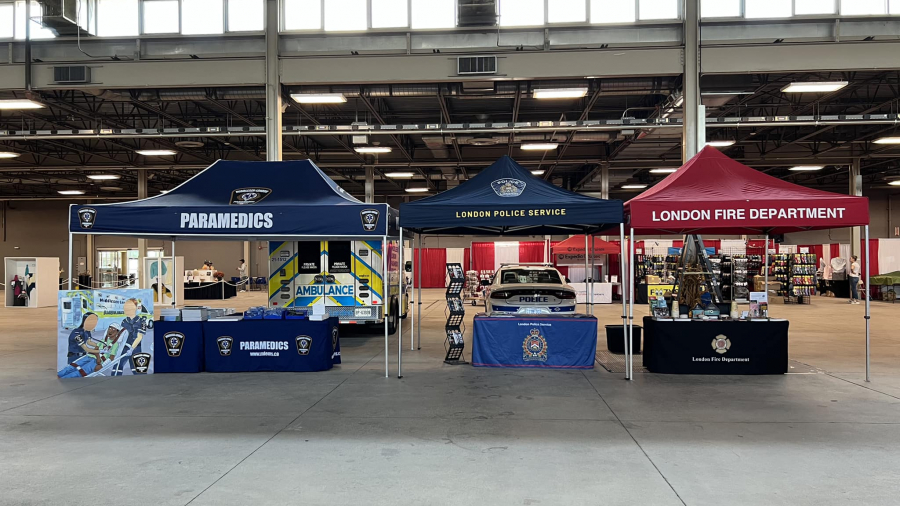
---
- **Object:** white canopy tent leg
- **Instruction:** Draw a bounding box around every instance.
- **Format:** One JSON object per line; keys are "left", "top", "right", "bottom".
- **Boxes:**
{"left": 584, "top": 235, "right": 589, "bottom": 313}
{"left": 383, "top": 234, "right": 389, "bottom": 378}
{"left": 68, "top": 232, "right": 73, "bottom": 290}
{"left": 628, "top": 227, "right": 635, "bottom": 381}
{"left": 589, "top": 234, "right": 594, "bottom": 315}
{"left": 398, "top": 228, "right": 403, "bottom": 379}
{"left": 417, "top": 234, "right": 422, "bottom": 350}
{"left": 764, "top": 234, "right": 768, "bottom": 306}
{"left": 865, "top": 225, "right": 871, "bottom": 382}
{"left": 620, "top": 224, "right": 627, "bottom": 380}
{"left": 172, "top": 240, "right": 177, "bottom": 306}
{"left": 410, "top": 232, "right": 415, "bottom": 351}
{"left": 157, "top": 256, "right": 162, "bottom": 302}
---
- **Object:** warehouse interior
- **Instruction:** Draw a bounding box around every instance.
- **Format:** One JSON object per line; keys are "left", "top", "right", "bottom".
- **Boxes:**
{"left": 2, "top": 0, "right": 900, "bottom": 504}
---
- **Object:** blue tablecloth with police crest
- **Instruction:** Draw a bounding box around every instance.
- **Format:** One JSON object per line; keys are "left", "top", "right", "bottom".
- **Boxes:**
{"left": 203, "top": 318, "right": 341, "bottom": 373}
{"left": 472, "top": 314, "right": 597, "bottom": 369}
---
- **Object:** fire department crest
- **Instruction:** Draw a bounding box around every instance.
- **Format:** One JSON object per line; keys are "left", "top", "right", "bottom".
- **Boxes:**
{"left": 360, "top": 209, "right": 380, "bottom": 231}
{"left": 712, "top": 334, "right": 731, "bottom": 354}
{"left": 491, "top": 178, "right": 526, "bottom": 197}
{"left": 217, "top": 336, "right": 234, "bottom": 356}
{"left": 522, "top": 328, "right": 548, "bottom": 362}
{"left": 131, "top": 352, "right": 151, "bottom": 374}
{"left": 164, "top": 331, "right": 185, "bottom": 357}
{"left": 230, "top": 187, "right": 272, "bottom": 205}
{"left": 78, "top": 207, "right": 97, "bottom": 229}
{"left": 296, "top": 335, "right": 312, "bottom": 356}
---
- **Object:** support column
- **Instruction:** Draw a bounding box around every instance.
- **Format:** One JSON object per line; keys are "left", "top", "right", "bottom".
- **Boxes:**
{"left": 365, "top": 166, "right": 375, "bottom": 203}
{"left": 600, "top": 164, "right": 609, "bottom": 200}
{"left": 682, "top": 0, "right": 700, "bottom": 161}
{"left": 265, "top": 0, "right": 283, "bottom": 162}
{"left": 850, "top": 158, "right": 862, "bottom": 258}
{"left": 243, "top": 241, "right": 251, "bottom": 277}
{"left": 86, "top": 233, "right": 95, "bottom": 284}
{"left": 137, "top": 170, "right": 148, "bottom": 286}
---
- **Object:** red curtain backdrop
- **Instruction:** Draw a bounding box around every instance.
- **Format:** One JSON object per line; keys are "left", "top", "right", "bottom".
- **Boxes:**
{"left": 673, "top": 240, "right": 684, "bottom": 248}
{"left": 518, "top": 241, "right": 544, "bottom": 264}
{"left": 860, "top": 239, "right": 879, "bottom": 276}
{"left": 471, "top": 242, "right": 495, "bottom": 273}
{"left": 830, "top": 243, "right": 841, "bottom": 262}
{"left": 464, "top": 248, "right": 471, "bottom": 273}
{"left": 705, "top": 239, "right": 721, "bottom": 252}
{"left": 412, "top": 248, "right": 448, "bottom": 288}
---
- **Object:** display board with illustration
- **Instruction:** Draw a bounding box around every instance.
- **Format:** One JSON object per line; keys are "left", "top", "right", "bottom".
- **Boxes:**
{"left": 142, "top": 257, "right": 184, "bottom": 306}
{"left": 57, "top": 289, "right": 155, "bottom": 377}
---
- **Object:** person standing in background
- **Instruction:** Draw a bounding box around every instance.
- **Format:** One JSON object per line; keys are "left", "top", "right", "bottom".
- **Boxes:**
{"left": 237, "top": 258, "right": 248, "bottom": 292}
{"left": 848, "top": 255, "right": 861, "bottom": 304}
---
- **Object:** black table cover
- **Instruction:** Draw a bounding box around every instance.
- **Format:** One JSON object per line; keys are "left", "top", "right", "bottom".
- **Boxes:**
{"left": 642, "top": 316, "right": 788, "bottom": 374}
{"left": 183, "top": 281, "right": 237, "bottom": 300}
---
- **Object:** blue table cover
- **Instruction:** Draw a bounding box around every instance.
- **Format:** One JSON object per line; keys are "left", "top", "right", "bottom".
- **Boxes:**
{"left": 154, "top": 321, "right": 205, "bottom": 373}
{"left": 203, "top": 318, "right": 341, "bottom": 373}
{"left": 472, "top": 314, "right": 597, "bottom": 369}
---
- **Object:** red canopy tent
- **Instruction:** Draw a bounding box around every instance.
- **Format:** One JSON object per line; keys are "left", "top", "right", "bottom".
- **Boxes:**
{"left": 619, "top": 146, "right": 872, "bottom": 381}
{"left": 625, "top": 146, "right": 869, "bottom": 235}
{"left": 551, "top": 235, "right": 620, "bottom": 255}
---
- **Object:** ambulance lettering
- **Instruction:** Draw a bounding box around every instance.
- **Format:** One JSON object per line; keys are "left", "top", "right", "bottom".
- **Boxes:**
{"left": 296, "top": 285, "right": 355, "bottom": 297}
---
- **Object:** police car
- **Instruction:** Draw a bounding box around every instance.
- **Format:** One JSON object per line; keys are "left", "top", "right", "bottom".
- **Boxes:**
{"left": 485, "top": 264, "right": 576, "bottom": 315}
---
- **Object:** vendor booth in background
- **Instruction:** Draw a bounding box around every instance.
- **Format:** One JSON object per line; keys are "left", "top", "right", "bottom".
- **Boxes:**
{"left": 401, "top": 156, "right": 624, "bottom": 372}
{"left": 68, "top": 159, "right": 402, "bottom": 377}
{"left": 619, "top": 146, "right": 870, "bottom": 378}
{"left": 551, "top": 235, "right": 620, "bottom": 304}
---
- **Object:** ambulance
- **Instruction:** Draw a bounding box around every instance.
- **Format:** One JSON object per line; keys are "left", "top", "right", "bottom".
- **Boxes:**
{"left": 268, "top": 240, "right": 408, "bottom": 332}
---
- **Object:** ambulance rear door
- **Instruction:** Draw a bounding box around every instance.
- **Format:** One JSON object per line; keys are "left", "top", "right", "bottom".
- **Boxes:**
{"left": 293, "top": 241, "right": 325, "bottom": 307}
{"left": 324, "top": 241, "right": 357, "bottom": 308}
{"left": 353, "top": 241, "right": 384, "bottom": 310}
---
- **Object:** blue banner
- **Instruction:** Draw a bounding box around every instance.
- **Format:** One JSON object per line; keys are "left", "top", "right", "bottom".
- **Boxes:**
{"left": 203, "top": 318, "right": 340, "bottom": 373}
{"left": 472, "top": 315, "right": 597, "bottom": 369}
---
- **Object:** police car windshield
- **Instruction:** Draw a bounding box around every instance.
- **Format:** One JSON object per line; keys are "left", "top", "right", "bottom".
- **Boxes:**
{"left": 499, "top": 269, "right": 562, "bottom": 285}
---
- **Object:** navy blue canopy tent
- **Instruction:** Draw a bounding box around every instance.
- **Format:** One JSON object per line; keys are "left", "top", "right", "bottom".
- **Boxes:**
{"left": 399, "top": 156, "right": 623, "bottom": 235}
{"left": 67, "top": 159, "right": 400, "bottom": 378}
{"left": 69, "top": 160, "right": 398, "bottom": 240}
{"left": 398, "top": 156, "right": 626, "bottom": 363}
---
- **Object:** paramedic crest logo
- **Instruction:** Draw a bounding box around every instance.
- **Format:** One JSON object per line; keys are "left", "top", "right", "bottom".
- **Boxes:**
{"left": 78, "top": 207, "right": 97, "bottom": 229}
{"left": 131, "top": 353, "right": 151, "bottom": 374}
{"left": 360, "top": 209, "right": 380, "bottom": 231}
{"left": 164, "top": 331, "right": 185, "bottom": 357}
{"left": 296, "top": 335, "right": 312, "bottom": 356}
{"left": 217, "top": 336, "right": 234, "bottom": 356}
{"left": 230, "top": 187, "right": 272, "bottom": 205}
{"left": 331, "top": 327, "right": 338, "bottom": 350}
{"left": 712, "top": 334, "right": 731, "bottom": 354}
{"left": 522, "top": 328, "right": 548, "bottom": 362}
{"left": 491, "top": 178, "right": 526, "bottom": 198}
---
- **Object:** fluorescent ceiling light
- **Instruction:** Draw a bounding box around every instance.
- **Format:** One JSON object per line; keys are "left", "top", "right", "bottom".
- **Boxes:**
{"left": 531, "top": 169, "right": 546, "bottom": 175}
{"left": 781, "top": 81, "right": 849, "bottom": 93}
{"left": 621, "top": 184, "right": 648, "bottom": 189}
{"left": 160, "top": 190, "right": 170, "bottom": 194}
{"left": 136, "top": 149, "right": 177, "bottom": 156}
{"left": 58, "top": 190, "right": 85, "bottom": 195}
{"left": 355, "top": 146, "right": 392, "bottom": 154}
{"left": 100, "top": 186, "right": 123, "bottom": 191}
{"left": 87, "top": 174, "right": 121, "bottom": 180}
{"left": 405, "top": 187, "right": 429, "bottom": 193}
{"left": 650, "top": 168, "right": 677, "bottom": 174}
{"left": 533, "top": 88, "right": 588, "bottom": 99}
{"left": 707, "top": 140, "right": 735, "bottom": 147}
{"left": 0, "top": 152, "right": 22, "bottom": 159}
{"left": 789, "top": 165, "right": 824, "bottom": 171}
{"left": 874, "top": 137, "right": 900, "bottom": 145}
{"left": 673, "top": 95, "right": 684, "bottom": 107}
{"left": 888, "top": 181, "right": 900, "bottom": 186}
{"left": 385, "top": 171, "right": 415, "bottom": 178}
{"left": 291, "top": 93, "right": 347, "bottom": 104}
{"left": 520, "top": 143, "right": 558, "bottom": 151}
{"left": 0, "top": 99, "right": 44, "bottom": 110}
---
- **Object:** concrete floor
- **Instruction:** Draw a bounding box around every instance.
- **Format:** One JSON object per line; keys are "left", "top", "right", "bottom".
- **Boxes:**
{"left": 2, "top": 290, "right": 900, "bottom": 505}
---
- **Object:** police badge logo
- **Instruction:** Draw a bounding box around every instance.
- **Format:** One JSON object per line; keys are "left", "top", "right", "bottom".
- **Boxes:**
{"left": 522, "top": 328, "right": 548, "bottom": 362}
{"left": 78, "top": 207, "right": 97, "bottom": 229}
{"left": 296, "top": 335, "right": 312, "bottom": 356}
{"left": 217, "top": 336, "right": 234, "bottom": 356}
{"left": 230, "top": 187, "right": 272, "bottom": 205}
{"left": 164, "top": 331, "right": 185, "bottom": 357}
{"left": 131, "top": 352, "right": 151, "bottom": 374}
{"left": 491, "top": 178, "right": 526, "bottom": 198}
{"left": 360, "top": 209, "right": 380, "bottom": 231}
{"left": 712, "top": 334, "right": 731, "bottom": 354}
